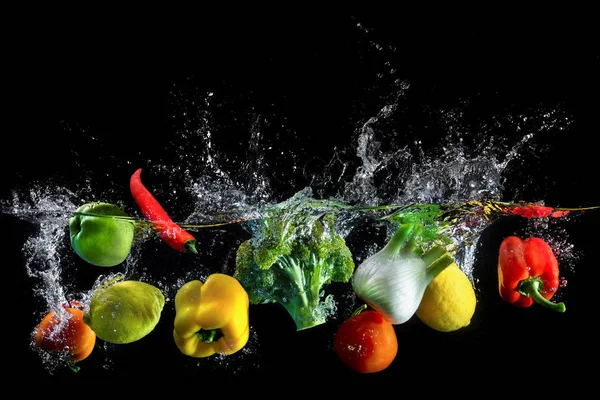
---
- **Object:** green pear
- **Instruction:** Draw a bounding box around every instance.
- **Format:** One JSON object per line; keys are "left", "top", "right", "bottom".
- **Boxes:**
{"left": 84, "top": 279, "right": 165, "bottom": 344}
{"left": 69, "top": 202, "right": 135, "bottom": 267}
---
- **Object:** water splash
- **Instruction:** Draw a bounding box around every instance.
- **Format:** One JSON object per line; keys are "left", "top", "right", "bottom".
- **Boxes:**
{"left": 7, "top": 187, "right": 80, "bottom": 310}
{"left": 2, "top": 68, "right": 584, "bottom": 376}
{"left": 4, "top": 81, "right": 579, "bottom": 298}
{"left": 341, "top": 100, "right": 548, "bottom": 208}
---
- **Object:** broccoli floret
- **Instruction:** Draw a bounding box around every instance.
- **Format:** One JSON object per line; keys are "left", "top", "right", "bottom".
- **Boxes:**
{"left": 233, "top": 213, "right": 355, "bottom": 331}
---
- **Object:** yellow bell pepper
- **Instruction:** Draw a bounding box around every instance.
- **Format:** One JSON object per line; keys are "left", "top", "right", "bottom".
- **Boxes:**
{"left": 173, "top": 273, "right": 250, "bottom": 358}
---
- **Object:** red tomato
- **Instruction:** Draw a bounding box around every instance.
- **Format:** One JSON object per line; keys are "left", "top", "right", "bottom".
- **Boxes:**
{"left": 334, "top": 310, "right": 398, "bottom": 373}
{"left": 33, "top": 305, "right": 96, "bottom": 363}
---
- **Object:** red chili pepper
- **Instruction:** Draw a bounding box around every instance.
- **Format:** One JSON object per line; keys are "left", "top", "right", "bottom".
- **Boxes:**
{"left": 504, "top": 205, "right": 570, "bottom": 219}
{"left": 130, "top": 168, "right": 198, "bottom": 254}
{"left": 497, "top": 236, "right": 565, "bottom": 312}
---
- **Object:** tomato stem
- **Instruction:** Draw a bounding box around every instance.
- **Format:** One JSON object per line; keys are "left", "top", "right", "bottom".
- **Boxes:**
{"left": 351, "top": 304, "right": 367, "bottom": 316}
{"left": 67, "top": 361, "right": 80, "bottom": 373}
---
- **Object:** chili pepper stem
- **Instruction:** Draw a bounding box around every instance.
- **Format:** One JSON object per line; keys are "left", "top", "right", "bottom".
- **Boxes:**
{"left": 519, "top": 278, "right": 566, "bottom": 313}
{"left": 184, "top": 240, "right": 198, "bottom": 254}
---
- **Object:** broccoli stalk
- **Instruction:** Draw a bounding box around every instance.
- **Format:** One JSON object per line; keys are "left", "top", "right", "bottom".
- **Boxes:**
{"left": 273, "top": 254, "right": 326, "bottom": 330}
{"left": 234, "top": 213, "right": 355, "bottom": 331}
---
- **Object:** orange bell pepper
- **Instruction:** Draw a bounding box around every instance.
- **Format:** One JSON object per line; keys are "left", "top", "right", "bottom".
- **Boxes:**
{"left": 33, "top": 301, "right": 96, "bottom": 371}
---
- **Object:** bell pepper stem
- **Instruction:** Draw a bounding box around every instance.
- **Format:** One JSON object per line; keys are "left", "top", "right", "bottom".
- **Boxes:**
{"left": 519, "top": 278, "right": 566, "bottom": 313}
{"left": 196, "top": 329, "right": 218, "bottom": 343}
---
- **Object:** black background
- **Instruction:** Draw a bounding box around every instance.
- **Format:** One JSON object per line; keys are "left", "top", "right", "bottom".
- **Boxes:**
{"left": 5, "top": 14, "right": 594, "bottom": 391}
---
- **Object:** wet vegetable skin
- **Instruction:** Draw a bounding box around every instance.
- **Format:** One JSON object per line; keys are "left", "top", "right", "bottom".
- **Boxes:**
{"left": 334, "top": 309, "right": 398, "bottom": 373}
{"left": 498, "top": 236, "right": 565, "bottom": 312}
{"left": 130, "top": 168, "right": 197, "bottom": 254}
{"left": 33, "top": 303, "right": 96, "bottom": 364}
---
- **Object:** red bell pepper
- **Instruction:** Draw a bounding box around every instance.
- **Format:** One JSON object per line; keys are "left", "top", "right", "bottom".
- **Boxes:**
{"left": 497, "top": 236, "right": 566, "bottom": 312}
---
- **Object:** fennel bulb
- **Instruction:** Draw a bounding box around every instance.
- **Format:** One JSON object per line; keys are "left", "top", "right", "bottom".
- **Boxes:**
{"left": 352, "top": 223, "right": 454, "bottom": 324}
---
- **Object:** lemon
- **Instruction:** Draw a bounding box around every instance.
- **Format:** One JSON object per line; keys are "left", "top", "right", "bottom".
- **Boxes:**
{"left": 416, "top": 263, "right": 476, "bottom": 332}
{"left": 84, "top": 279, "right": 165, "bottom": 344}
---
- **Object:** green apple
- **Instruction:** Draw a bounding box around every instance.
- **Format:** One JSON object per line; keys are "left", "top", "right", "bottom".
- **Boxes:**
{"left": 69, "top": 202, "right": 135, "bottom": 267}
{"left": 83, "top": 279, "right": 165, "bottom": 344}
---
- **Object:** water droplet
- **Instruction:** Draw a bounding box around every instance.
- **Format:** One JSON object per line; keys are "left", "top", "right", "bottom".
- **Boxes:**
{"left": 559, "top": 278, "right": 567, "bottom": 288}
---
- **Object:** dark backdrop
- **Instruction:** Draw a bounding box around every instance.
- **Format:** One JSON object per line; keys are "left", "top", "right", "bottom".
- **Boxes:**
{"left": 5, "top": 14, "right": 593, "bottom": 391}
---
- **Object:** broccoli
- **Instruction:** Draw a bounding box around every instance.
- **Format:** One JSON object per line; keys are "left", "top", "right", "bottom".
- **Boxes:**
{"left": 233, "top": 211, "right": 355, "bottom": 331}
